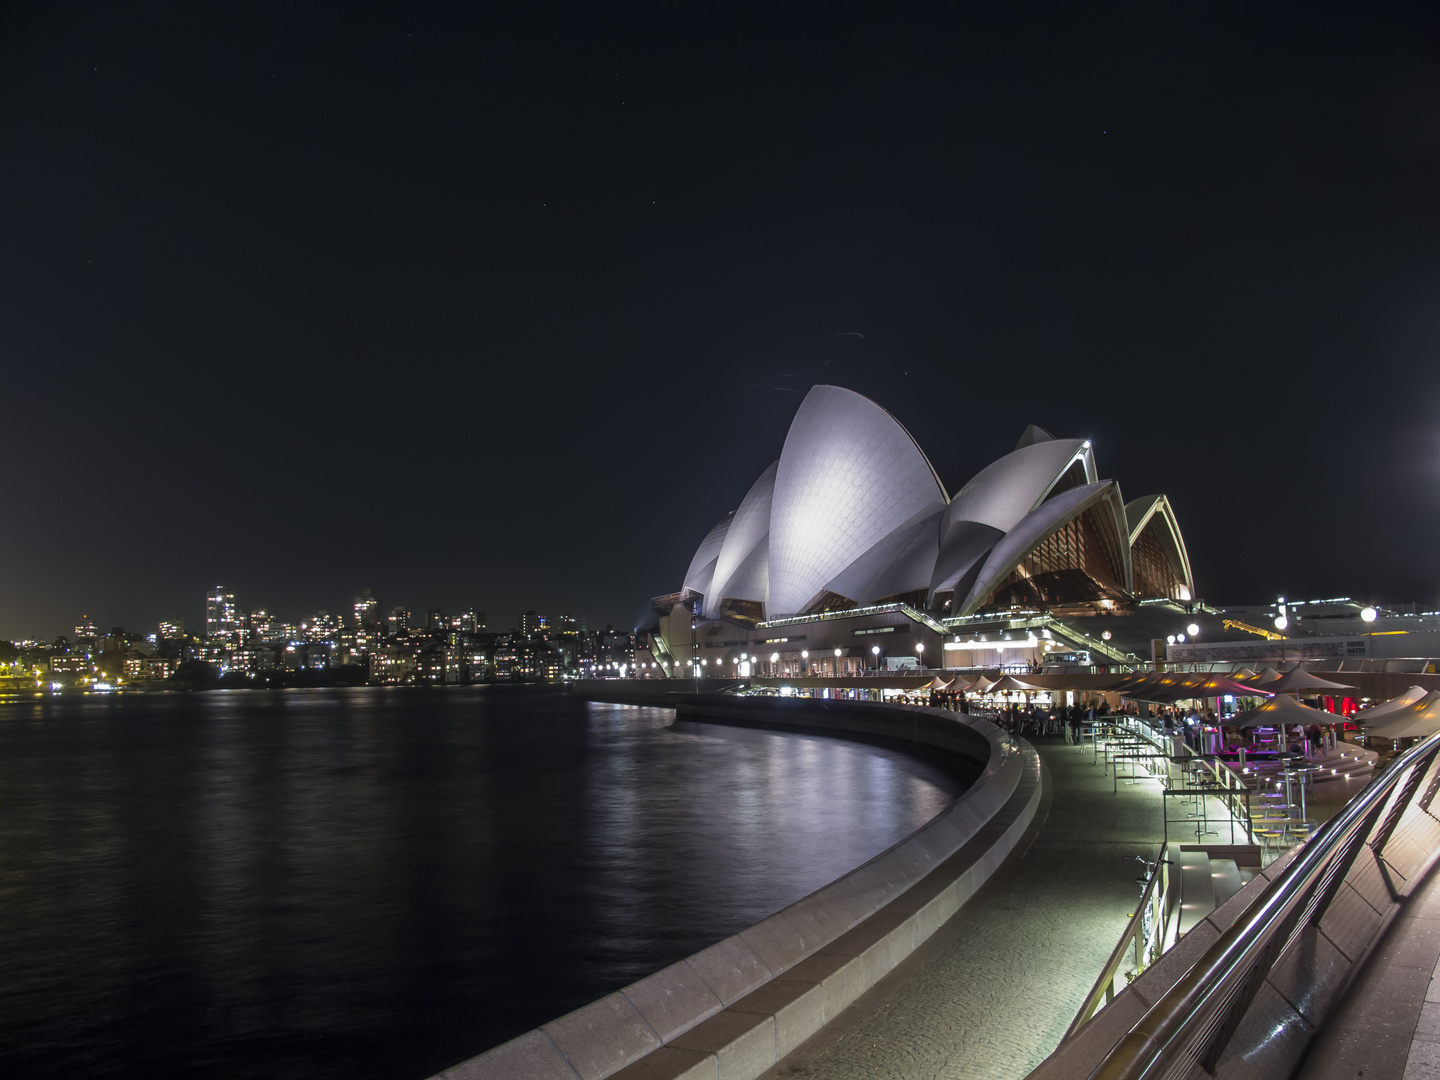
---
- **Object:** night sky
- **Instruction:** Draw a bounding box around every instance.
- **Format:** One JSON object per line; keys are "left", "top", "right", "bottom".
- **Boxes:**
{"left": 2, "top": 1, "right": 1438, "bottom": 639}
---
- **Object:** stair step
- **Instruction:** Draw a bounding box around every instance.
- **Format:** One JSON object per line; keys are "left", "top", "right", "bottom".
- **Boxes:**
{"left": 1210, "top": 858, "right": 1243, "bottom": 909}
{"left": 1176, "top": 848, "right": 1216, "bottom": 934}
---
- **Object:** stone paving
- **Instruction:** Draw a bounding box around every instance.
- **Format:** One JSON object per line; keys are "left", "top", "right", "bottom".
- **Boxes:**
{"left": 758, "top": 736, "right": 1171, "bottom": 1080}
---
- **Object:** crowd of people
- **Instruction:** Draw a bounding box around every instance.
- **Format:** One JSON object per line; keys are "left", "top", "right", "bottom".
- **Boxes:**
{"left": 923, "top": 690, "right": 1341, "bottom": 759}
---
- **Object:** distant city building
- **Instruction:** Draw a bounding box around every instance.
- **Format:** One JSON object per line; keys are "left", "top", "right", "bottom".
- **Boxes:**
{"left": 158, "top": 619, "right": 185, "bottom": 640}
{"left": 206, "top": 587, "right": 238, "bottom": 637}
{"left": 354, "top": 589, "right": 380, "bottom": 629}
{"left": 249, "top": 608, "right": 273, "bottom": 641}
{"left": 304, "top": 611, "right": 342, "bottom": 643}
{"left": 124, "top": 656, "right": 174, "bottom": 681}
{"left": 388, "top": 608, "right": 410, "bottom": 638}
{"left": 74, "top": 616, "right": 98, "bottom": 640}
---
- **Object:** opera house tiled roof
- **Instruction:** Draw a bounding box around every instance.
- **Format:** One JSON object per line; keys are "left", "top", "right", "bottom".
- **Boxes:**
{"left": 677, "top": 386, "right": 1192, "bottom": 623}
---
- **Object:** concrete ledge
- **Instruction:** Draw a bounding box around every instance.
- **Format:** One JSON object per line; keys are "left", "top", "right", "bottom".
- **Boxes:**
{"left": 430, "top": 698, "right": 1040, "bottom": 1080}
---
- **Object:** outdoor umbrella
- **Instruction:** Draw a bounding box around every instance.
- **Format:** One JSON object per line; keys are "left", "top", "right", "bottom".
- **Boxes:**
{"left": 1250, "top": 668, "right": 1285, "bottom": 689}
{"left": 1099, "top": 671, "right": 1148, "bottom": 692}
{"left": 1230, "top": 693, "right": 1343, "bottom": 729}
{"left": 1120, "top": 671, "right": 1193, "bottom": 702}
{"left": 968, "top": 675, "right": 998, "bottom": 694}
{"left": 987, "top": 675, "right": 1041, "bottom": 694}
{"left": 924, "top": 676, "right": 953, "bottom": 691}
{"left": 1150, "top": 673, "right": 1258, "bottom": 704}
{"left": 1265, "top": 668, "right": 1355, "bottom": 695}
{"left": 1352, "top": 685, "right": 1429, "bottom": 725}
{"left": 1360, "top": 692, "right": 1440, "bottom": 740}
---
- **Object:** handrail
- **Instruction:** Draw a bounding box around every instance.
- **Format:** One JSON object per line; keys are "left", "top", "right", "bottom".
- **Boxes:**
{"left": 1048, "top": 620, "right": 1149, "bottom": 669}
{"left": 1067, "top": 854, "right": 1170, "bottom": 1040}
{"left": 1088, "top": 727, "right": 1440, "bottom": 1080}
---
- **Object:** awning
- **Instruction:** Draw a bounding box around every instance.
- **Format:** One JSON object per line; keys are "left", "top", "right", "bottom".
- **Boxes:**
{"left": 1264, "top": 668, "right": 1355, "bottom": 694}
{"left": 986, "top": 675, "right": 1043, "bottom": 694}
{"left": 1352, "top": 685, "right": 1429, "bottom": 725}
{"left": 1149, "top": 673, "right": 1263, "bottom": 703}
{"left": 1230, "top": 693, "right": 1343, "bottom": 729}
{"left": 1360, "top": 692, "right": 1440, "bottom": 740}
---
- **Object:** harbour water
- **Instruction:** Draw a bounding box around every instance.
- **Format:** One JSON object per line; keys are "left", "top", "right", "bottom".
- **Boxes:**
{"left": 0, "top": 686, "right": 970, "bottom": 1079}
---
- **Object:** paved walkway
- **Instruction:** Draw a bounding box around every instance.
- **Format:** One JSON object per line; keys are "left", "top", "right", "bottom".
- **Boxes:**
{"left": 1296, "top": 857, "right": 1440, "bottom": 1080}
{"left": 758, "top": 736, "right": 1170, "bottom": 1080}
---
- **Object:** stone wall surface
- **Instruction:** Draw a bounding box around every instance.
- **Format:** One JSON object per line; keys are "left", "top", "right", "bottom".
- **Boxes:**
{"left": 429, "top": 694, "right": 1042, "bottom": 1080}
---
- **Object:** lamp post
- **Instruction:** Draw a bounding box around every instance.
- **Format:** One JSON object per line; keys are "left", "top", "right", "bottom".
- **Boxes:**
{"left": 833, "top": 647, "right": 842, "bottom": 677}
{"left": 916, "top": 642, "right": 925, "bottom": 671}
{"left": 801, "top": 649, "right": 809, "bottom": 676}
{"left": 872, "top": 644, "right": 881, "bottom": 673}
{"left": 770, "top": 652, "right": 779, "bottom": 677}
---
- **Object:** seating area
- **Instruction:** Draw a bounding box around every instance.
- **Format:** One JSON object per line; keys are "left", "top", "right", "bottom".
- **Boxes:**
{"left": 1102, "top": 716, "right": 1378, "bottom": 864}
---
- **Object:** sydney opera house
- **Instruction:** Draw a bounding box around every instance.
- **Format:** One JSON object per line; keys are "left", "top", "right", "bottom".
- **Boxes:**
{"left": 650, "top": 385, "right": 1194, "bottom": 675}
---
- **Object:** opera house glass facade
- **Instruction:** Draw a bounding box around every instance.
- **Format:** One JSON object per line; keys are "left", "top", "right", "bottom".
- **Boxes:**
{"left": 651, "top": 385, "right": 1193, "bottom": 674}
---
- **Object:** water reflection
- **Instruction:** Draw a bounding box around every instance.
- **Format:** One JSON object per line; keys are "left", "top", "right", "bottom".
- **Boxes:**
{"left": 0, "top": 688, "right": 967, "bottom": 1080}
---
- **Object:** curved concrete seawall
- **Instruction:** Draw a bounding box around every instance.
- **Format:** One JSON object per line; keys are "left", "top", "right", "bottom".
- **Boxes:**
{"left": 430, "top": 692, "right": 1043, "bottom": 1080}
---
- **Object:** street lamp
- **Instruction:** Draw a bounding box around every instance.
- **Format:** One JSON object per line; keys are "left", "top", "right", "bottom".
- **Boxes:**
{"left": 834, "top": 647, "right": 842, "bottom": 676}
{"left": 871, "top": 644, "right": 880, "bottom": 672}
{"left": 915, "top": 642, "right": 924, "bottom": 670}
{"left": 801, "top": 649, "right": 809, "bottom": 676}
{"left": 1361, "top": 607, "right": 1377, "bottom": 623}
{"left": 1186, "top": 623, "right": 1199, "bottom": 637}
{"left": 770, "top": 652, "right": 779, "bottom": 676}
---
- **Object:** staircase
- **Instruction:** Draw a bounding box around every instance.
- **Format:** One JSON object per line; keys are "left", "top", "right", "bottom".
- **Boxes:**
{"left": 1168, "top": 842, "right": 1259, "bottom": 935}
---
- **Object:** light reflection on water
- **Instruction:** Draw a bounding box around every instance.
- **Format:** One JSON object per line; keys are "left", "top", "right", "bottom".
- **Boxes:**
{"left": 0, "top": 688, "right": 968, "bottom": 1080}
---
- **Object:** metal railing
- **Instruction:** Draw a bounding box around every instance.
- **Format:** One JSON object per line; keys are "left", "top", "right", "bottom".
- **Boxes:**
{"left": 755, "top": 602, "right": 949, "bottom": 635}
{"left": 1049, "top": 620, "right": 1149, "bottom": 669}
{"left": 1067, "top": 854, "right": 1176, "bottom": 1039}
{"left": 1087, "top": 726, "right": 1440, "bottom": 1080}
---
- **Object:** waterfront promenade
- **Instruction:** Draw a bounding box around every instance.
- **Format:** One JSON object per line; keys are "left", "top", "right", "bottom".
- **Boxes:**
{"left": 758, "top": 736, "right": 1167, "bottom": 1080}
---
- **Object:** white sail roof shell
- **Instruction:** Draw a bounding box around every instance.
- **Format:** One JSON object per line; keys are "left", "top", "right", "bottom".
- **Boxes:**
{"left": 942, "top": 438, "right": 1096, "bottom": 537}
{"left": 682, "top": 512, "right": 733, "bottom": 598}
{"left": 767, "top": 386, "right": 948, "bottom": 617}
{"left": 703, "top": 462, "right": 777, "bottom": 618}
{"left": 1124, "top": 494, "right": 1195, "bottom": 595}
{"left": 955, "top": 480, "right": 1132, "bottom": 616}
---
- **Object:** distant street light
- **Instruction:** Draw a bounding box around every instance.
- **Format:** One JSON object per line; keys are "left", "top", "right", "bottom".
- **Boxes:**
{"left": 1274, "top": 616, "right": 1288, "bottom": 631}
{"left": 834, "top": 647, "right": 842, "bottom": 676}
{"left": 916, "top": 642, "right": 925, "bottom": 669}
{"left": 801, "top": 649, "right": 809, "bottom": 676}
{"left": 1361, "top": 607, "right": 1377, "bottom": 623}
{"left": 1186, "top": 622, "right": 1200, "bottom": 637}
{"left": 871, "top": 644, "right": 881, "bottom": 672}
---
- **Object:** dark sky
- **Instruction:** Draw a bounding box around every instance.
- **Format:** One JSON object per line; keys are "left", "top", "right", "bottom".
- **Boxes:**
{"left": 2, "top": 1, "right": 1439, "bottom": 639}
